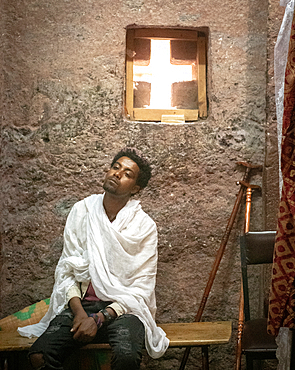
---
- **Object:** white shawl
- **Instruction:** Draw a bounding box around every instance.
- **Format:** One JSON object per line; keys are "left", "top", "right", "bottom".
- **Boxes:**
{"left": 18, "top": 194, "right": 169, "bottom": 358}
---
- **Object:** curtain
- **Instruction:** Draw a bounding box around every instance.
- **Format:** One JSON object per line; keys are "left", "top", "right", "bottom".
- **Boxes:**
{"left": 268, "top": 2, "right": 295, "bottom": 337}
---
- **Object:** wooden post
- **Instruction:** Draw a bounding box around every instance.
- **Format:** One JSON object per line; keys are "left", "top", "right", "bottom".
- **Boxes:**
{"left": 234, "top": 184, "right": 261, "bottom": 370}
{"left": 178, "top": 162, "right": 262, "bottom": 370}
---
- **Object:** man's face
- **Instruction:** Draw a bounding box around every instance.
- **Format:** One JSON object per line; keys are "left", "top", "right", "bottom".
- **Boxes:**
{"left": 103, "top": 156, "right": 141, "bottom": 198}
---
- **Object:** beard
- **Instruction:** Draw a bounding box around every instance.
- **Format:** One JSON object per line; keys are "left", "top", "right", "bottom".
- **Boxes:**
{"left": 103, "top": 179, "right": 117, "bottom": 194}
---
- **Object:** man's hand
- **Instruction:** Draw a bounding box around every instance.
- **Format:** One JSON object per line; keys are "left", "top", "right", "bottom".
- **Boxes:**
{"left": 69, "top": 297, "right": 98, "bottom": 343}
{"left": 71, "top": 314, "right": 98, "bottom": 342}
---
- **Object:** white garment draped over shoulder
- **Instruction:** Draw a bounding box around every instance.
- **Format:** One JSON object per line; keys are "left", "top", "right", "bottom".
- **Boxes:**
{"left": 18, "top": 194, "right": 169, "bottom": 358}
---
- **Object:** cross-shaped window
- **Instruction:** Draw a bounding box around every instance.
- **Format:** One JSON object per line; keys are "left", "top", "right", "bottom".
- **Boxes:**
{"left": 125, "top": 27, "right": 207, "bottom": 122}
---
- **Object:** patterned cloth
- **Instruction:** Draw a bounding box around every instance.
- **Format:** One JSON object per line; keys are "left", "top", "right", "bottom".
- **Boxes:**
{"left": 268, "top": 10, "right": 295, "bottom": 336}
{"left": 0, "top": 299, "right": 50, "bottom": 331}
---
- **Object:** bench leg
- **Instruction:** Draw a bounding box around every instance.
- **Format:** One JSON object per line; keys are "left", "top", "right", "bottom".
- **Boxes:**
{"left": 0, "top": 351, "right": 24, "bottom": 370}
{"left": 201, "top": 346, "right": 209, "bottom": 370}
{"left": 178, "top": 346, "right": 210, "bottom": 370}
{"left": 0, "top": 355, "right": 6, "bottom": 370}
{"left": 1, "top": 353, "right": 15, "bottom": 370}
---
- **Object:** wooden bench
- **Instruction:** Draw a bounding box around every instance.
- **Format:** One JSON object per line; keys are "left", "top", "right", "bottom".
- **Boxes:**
{"left": 0, "top": 321, "right": 232, "bottom": 370}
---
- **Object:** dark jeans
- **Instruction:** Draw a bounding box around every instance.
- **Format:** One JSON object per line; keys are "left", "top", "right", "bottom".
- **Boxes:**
{"left": 28, "top": 301, "right": 145, "bottom": 370}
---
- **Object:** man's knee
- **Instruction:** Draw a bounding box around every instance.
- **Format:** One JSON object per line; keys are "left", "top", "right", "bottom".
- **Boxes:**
{"left": 108, "top": 315, "right": 144, "bottom": 370}
{"left": 112, "top": 342, "right": 142, "bottom": 370}
{"left": 29, "top": 352, "right": 45, "bottom": 370}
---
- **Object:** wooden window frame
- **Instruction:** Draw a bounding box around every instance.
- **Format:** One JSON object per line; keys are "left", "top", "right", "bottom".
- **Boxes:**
{"left": 125, "top": 27, "right": 207, "bottom": 122}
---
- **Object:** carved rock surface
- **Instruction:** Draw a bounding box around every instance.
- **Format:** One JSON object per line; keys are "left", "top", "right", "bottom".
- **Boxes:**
{"left": 0, "top": 0, "right": 284, "bottom": 368}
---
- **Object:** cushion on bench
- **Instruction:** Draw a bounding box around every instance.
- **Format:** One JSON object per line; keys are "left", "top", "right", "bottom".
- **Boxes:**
{"left": 0, "top": 299, "right": 50, "bottom": 332}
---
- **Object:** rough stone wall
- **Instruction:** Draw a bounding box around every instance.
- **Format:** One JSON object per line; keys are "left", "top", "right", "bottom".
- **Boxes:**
{"left": 265, "top": 0, "right": 283, "bottom": 229}
{"left": 0, "top": 0, "right": 284, "bottom": 369}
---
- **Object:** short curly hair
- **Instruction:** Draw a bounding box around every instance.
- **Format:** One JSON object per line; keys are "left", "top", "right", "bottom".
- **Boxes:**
{"left": 111, "top": 147, "right": 152, "bottom": 189}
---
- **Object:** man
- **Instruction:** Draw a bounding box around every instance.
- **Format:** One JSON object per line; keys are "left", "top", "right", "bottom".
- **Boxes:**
{"left": 18, "top": 147, "right": 169, "bottom": 370}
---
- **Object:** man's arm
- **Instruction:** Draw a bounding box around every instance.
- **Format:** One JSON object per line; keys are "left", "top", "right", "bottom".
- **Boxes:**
{"left": 69, "top": 297, "right": 98, "bottom": 342}
{"left": 69, "top": 297, "right": 117, "bottom": 342}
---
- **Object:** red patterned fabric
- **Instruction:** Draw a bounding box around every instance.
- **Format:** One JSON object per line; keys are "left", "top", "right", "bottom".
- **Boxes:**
{"left": 268, "top": 11, "right": 295, "bottom": 336}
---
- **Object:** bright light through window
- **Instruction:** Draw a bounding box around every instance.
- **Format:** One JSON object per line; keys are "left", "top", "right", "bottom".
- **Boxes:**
{"left": 133, "top": 40, "right": 193, "bottom": 109}
{"left": 125, "top": 28, "right": 208, "bottom": 122}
